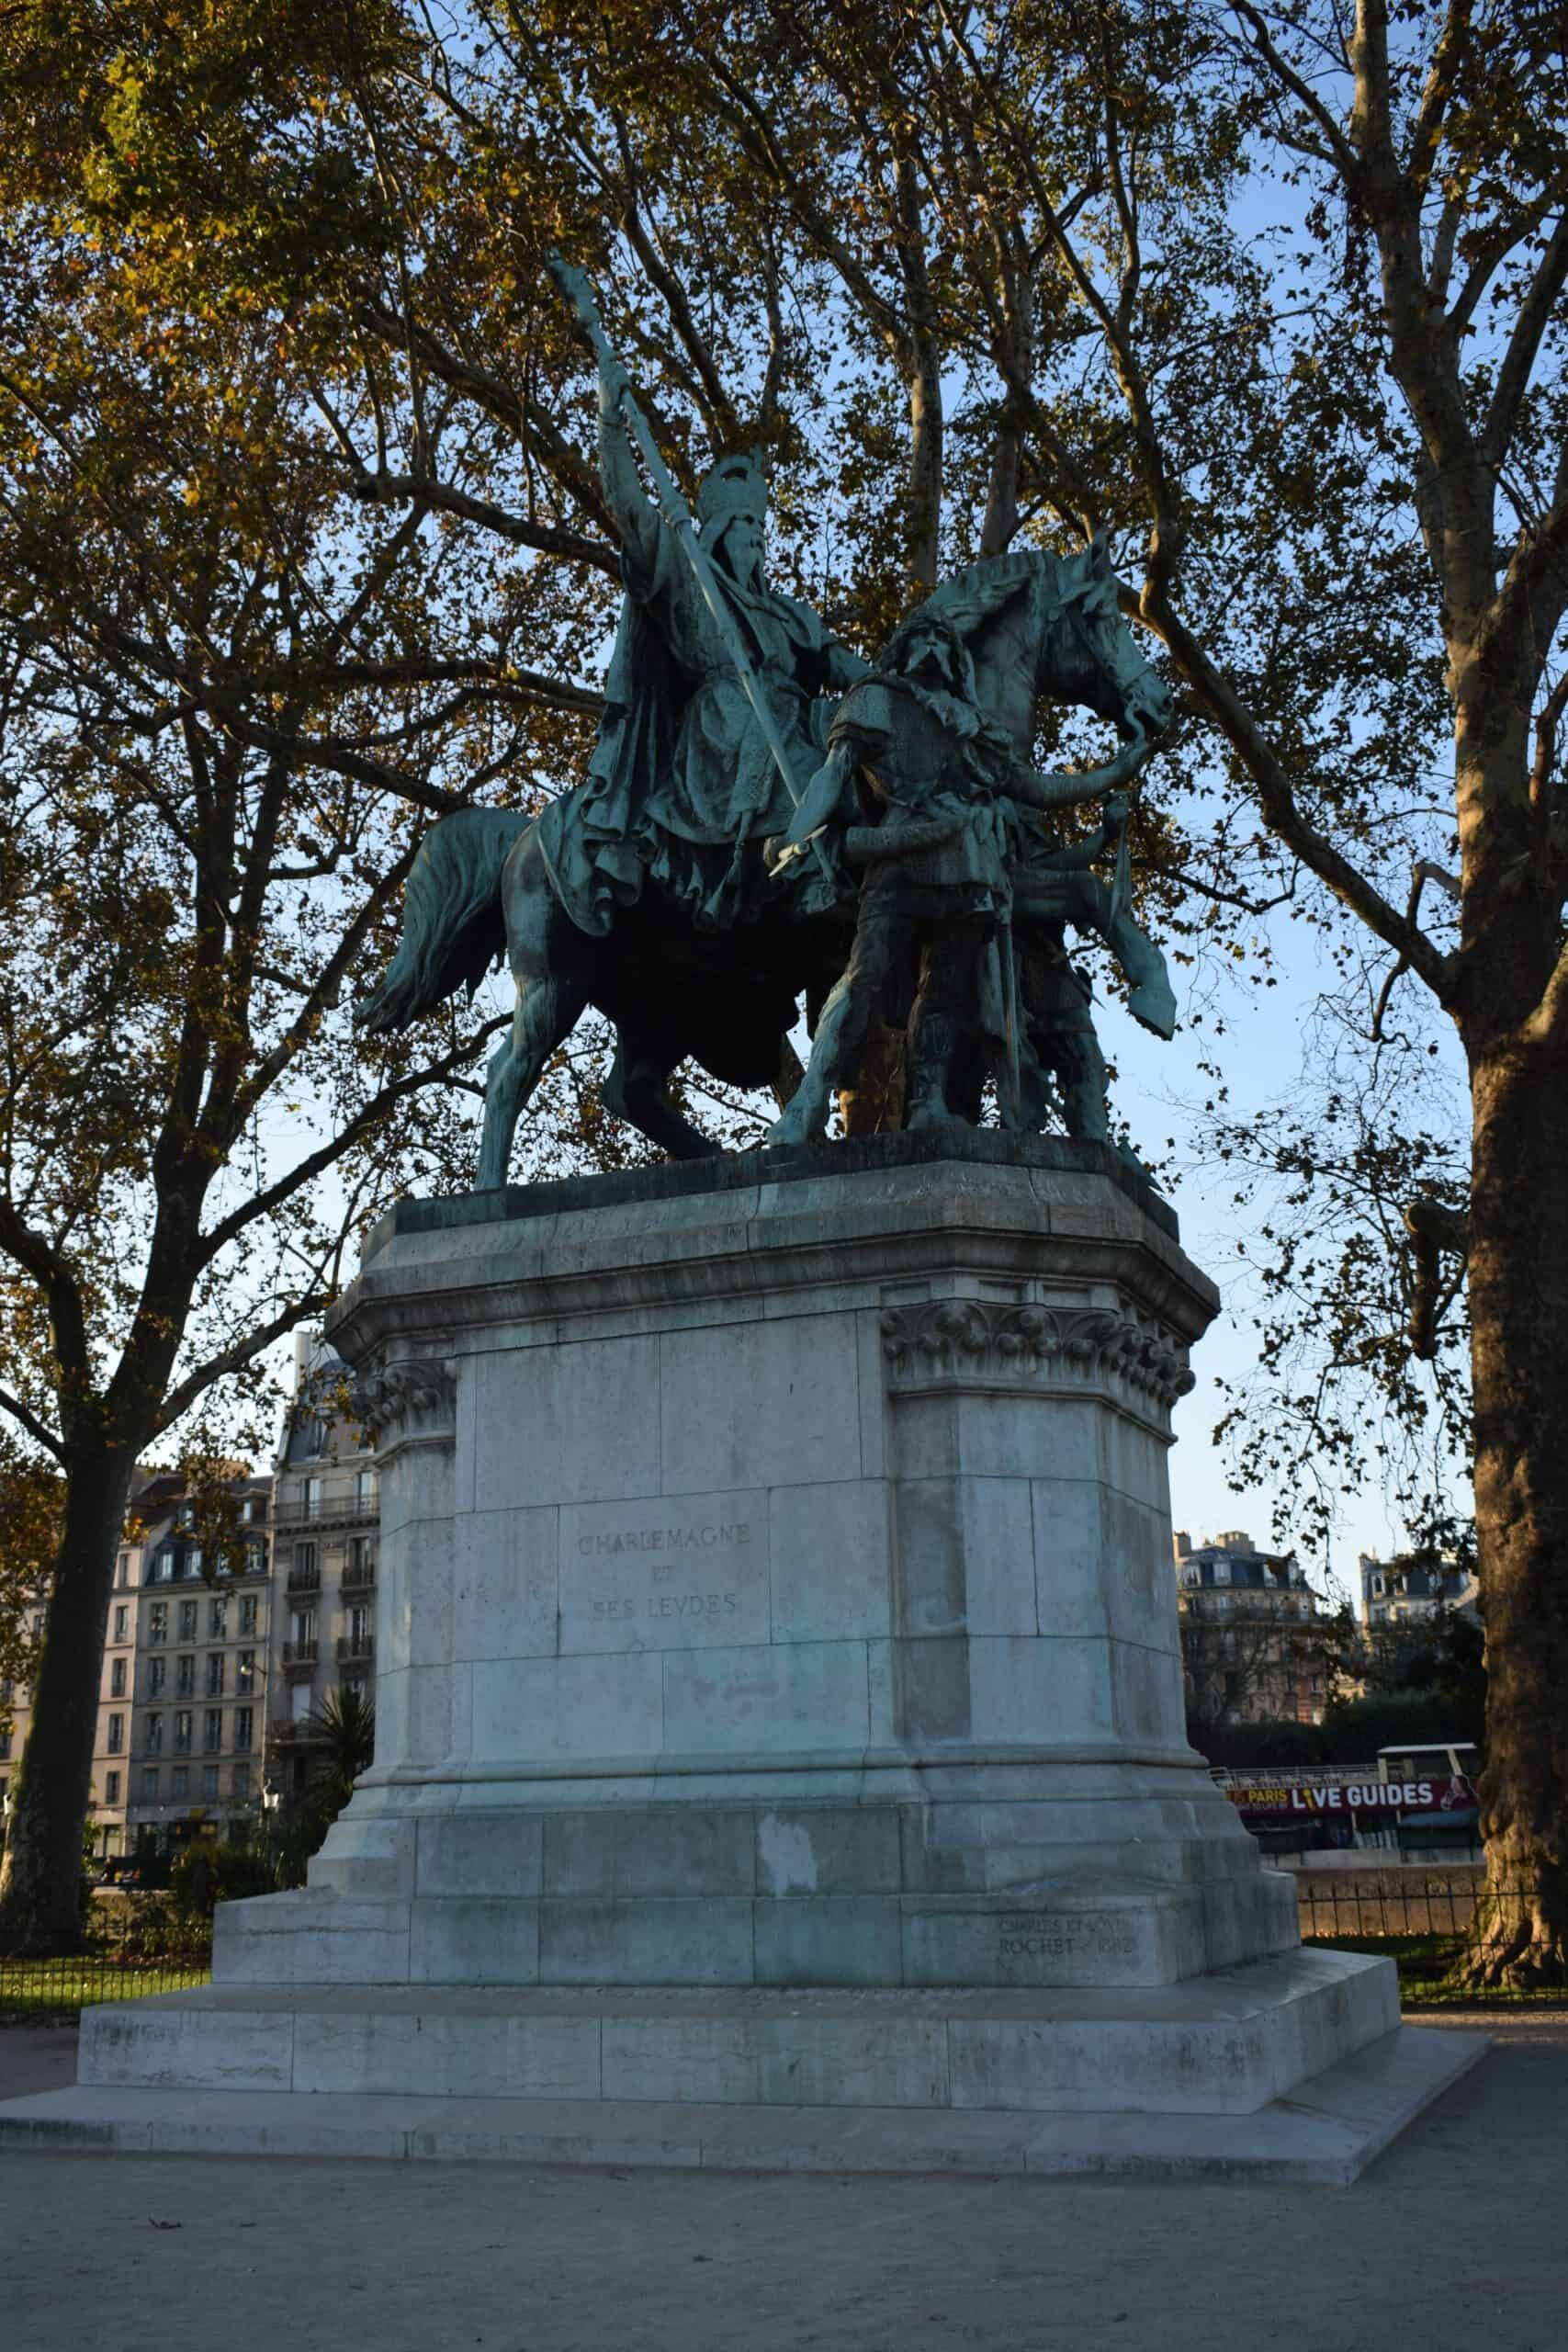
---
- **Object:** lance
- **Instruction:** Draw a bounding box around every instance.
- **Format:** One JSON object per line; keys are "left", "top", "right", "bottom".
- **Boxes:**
{"left": 548, "top": 254, "right": 818, "bottom": 840}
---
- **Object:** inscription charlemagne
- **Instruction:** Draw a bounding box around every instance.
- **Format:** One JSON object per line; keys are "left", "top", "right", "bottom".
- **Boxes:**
{"left": 560, "top": 1504, "right": 767, "bottom": 1651}
{"left": 577, "top": 1521, "right": 753, "bottom": 1558}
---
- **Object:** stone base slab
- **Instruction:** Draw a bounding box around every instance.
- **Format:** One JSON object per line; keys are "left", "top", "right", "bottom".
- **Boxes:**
{"left": 0, "top": 2023, "right": 1486, "bottom": 2185}
{"left": 214, "top": 1866, "right": 1298, "bottom": 1992}
{"left": 74, "top": 1947, "right": 1392, "bottom": 2118}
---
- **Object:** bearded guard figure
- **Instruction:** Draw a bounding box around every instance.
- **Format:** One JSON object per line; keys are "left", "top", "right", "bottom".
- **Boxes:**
{"left": 535, "top": 350, "right": 871, "bottom": 941}
{"left": 768, "top": 608, "right": 1147, "bottom": 1145}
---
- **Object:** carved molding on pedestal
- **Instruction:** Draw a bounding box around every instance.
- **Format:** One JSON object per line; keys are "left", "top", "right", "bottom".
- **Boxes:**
{"left": 350, "top": 1358, "right": 457, "bottom": 1452}
{"left": 880, "top": 1300, "right": 1195, "bottom": 1408}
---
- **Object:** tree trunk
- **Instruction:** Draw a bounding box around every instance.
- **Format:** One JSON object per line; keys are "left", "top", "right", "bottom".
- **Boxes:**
{"left": 0, "top": 1442, "right": 137, "bottom": 1954}
{"left": 1460, "top": 1032, "right": 1568, "bottom": 1987}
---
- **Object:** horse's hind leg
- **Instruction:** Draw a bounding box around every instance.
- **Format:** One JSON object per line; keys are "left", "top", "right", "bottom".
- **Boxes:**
{"left": 478, "top": 974, "right": 589, "bottom": 1189}
{"left": 604, "top": 1018, "right": 723, "bottom": 1161}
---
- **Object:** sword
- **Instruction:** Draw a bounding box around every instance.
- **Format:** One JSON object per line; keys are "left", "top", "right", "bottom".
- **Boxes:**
{"left": 548, "top": 254, "right": 815, "bottom": 828}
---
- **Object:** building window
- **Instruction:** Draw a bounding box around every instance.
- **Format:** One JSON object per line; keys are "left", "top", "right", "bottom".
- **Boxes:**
{"left": 117, "top": 1550, "right": 130, "bottom": 1587}
{"left": 240, "top": 1595, "right": 259, "bottom": 1636}
{"left": 202, "top": 1764, "right": 220, "bottom": 1801}
{"left": 233, "top": 1706, "right": 254, "bottom": 1754}
{"left": 174, "top": 1711, "right": 193, "bottom": 1757}
{"left": 0, "top": 1731, "right": 10, "bottom": 1762}
{"left": 292, "top": 1608, "right": 317, "bottom": 1645}
{"left": 105, "top": 1770, "right": 120, "bottom": 1805}
{"left": 151, "top": 1549, "right": 175, "bottom": 1584}
{"left": 147, "top": 1657, "right": 166, "bottom": 1699}
{"left": 232, "top": 1762, "right": 251, "bottom": 1799}
{"left": 107, "top": 1713, "right": 124, "bottom": 1754}
{"left": 355, "top": 1469, "right": 378, "bottom": 1511}
{"left": 147, "top": 1602, "right": 167, "bottom": 1646}
{"left": 141, "top": 1767, "right": 159, "bottom": 1803}
{"left": 171, "top": 1765, "right": 189, "bottom": 1799}
{"left": 304, "top": 1474, "right": 322, "bottom": 1518}
{"left": 241, "top": 1498, "right": 254, "bottom": 1524}
{"left": 203, "top": 1709, "right": 222, "bottom": 1754}
{"left": 236, "top": 1650, "right": 255, "bottom": 1696}
{"left": 113, "top": 1605, "right": 129, "bottom": 1643}
{"left": 246, "top": 1541, "right": 265, "bottom": 1577}
{"left": 206, "top": 1653, "right": 225, "bottom": 1698}
{"left": 110, "top": 1657, "right": 127, "bottom": 1698}
{"left": 209, "top": 1598, "right": 227, "bottom": 1640}
{"left": 186, "top": 1547, "right": 203, "bottom": 1580}
{"left": 176, "top": 1654, "right": 195, "bottom": 1699}
{"left": 178, "top": 1599, "right": 197, "bottom": 1642}
{"left": 144, "top": 1713, "right": 163, "bottom": 1755}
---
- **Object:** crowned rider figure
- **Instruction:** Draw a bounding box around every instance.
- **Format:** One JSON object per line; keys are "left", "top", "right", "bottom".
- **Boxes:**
{"left": 536, "top": 350, "right": 871, "bottom": 939}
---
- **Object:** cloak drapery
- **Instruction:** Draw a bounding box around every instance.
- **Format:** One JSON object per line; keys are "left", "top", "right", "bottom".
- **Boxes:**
{"left": 536, "top": 526, "right": 852, "bottom": 936}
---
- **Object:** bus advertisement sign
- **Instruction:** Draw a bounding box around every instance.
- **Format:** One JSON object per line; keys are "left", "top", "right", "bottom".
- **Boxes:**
{"left": 1224, "top": 1776, "right": 1478, "bottom": 1824}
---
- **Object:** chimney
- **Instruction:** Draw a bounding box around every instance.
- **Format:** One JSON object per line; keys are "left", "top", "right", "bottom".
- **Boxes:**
{"left": 1174, "top": 1531, "right": 1191, "bottom": 1558}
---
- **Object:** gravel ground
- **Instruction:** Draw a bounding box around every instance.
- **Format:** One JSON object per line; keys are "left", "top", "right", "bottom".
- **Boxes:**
{"left": 1, "top": 2015, "right": 1562, "bottom": 2352}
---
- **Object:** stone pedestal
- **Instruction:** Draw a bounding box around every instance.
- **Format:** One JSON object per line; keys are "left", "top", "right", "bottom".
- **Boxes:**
{"left": 2, "top": 1138, "right": 1484, "bottom": 2177}
{"left": 231, "top": 1136, "right": 1298, "bottom": 1996}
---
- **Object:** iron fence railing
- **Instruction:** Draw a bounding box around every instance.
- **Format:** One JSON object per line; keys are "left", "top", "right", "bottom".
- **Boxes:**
{"left": 1300, "top": 1874, "right": 1567, "bottom": 2004}
{"left": 0, "top": 1951, "right": 211, "bottom": 2024}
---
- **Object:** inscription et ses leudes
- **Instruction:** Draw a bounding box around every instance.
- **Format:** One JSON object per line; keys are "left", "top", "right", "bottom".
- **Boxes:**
{"left": 563, "top": 1509, "right": 764, "bottom": 1648}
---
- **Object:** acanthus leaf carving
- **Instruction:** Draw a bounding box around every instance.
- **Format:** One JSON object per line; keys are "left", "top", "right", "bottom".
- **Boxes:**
{"left": 880, "top": 1300, "right": 1193, "bottom": 1407}
{"left": 349, "top": 1357, "right": 457, "bottom": 1446}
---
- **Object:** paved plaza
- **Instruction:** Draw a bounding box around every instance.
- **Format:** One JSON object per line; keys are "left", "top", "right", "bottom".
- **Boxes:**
{"left": 2, "top": 2015, "right": 1563, "bottom": 2352}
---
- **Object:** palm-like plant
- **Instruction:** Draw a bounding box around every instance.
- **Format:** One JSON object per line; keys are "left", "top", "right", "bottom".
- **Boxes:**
{"left": 304, "top": 1683, "right": 376, "bottom": 1817}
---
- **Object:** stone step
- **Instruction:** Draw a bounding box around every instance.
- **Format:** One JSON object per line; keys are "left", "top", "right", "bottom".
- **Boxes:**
{"left": 79, "top": 1948, "right": 1396, "bottom": 2118}
{"left": 0, "top": 2024, "right": 1487, "bottom": 2185}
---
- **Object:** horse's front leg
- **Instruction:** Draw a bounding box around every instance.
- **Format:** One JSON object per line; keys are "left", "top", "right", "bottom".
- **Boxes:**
{"left": 1062, "top": 872, "right": 1178, "bottom": 1040}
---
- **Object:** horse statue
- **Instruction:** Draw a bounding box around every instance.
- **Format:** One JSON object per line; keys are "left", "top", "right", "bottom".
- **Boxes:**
{"left": 359, "top": 537, "right": 1176, "bottom": 1186}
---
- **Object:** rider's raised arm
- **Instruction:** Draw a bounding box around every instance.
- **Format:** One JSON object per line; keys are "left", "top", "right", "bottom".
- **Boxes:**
{"left": 596, "top": 365, "right": 661, "bottom": 582}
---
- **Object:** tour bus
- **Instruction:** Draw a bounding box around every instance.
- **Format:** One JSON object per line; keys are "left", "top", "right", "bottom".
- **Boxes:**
{"left": 1376, "top": 1742, "right": 1481, "bottom": 1852}
{"left": 1212, "top": 1742, "right": 1482, "bottom": 1857}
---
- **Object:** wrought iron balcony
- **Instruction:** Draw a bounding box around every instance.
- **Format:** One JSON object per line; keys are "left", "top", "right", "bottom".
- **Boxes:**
{"left": 336, "top": 1634, "right": 375, "bottom": 1664}
{"left": 271, "top": 1491, "right": 378, "bottom": 1533}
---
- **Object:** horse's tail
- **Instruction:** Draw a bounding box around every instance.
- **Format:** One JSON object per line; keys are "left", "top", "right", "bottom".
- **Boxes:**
{"left": 358, "top": 808, "right": 533, "bottom": 1035}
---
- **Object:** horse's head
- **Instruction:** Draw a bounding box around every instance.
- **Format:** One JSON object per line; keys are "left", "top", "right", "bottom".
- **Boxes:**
{"left": 1045, "top": 533, "right": 1174, "bottom": 746}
